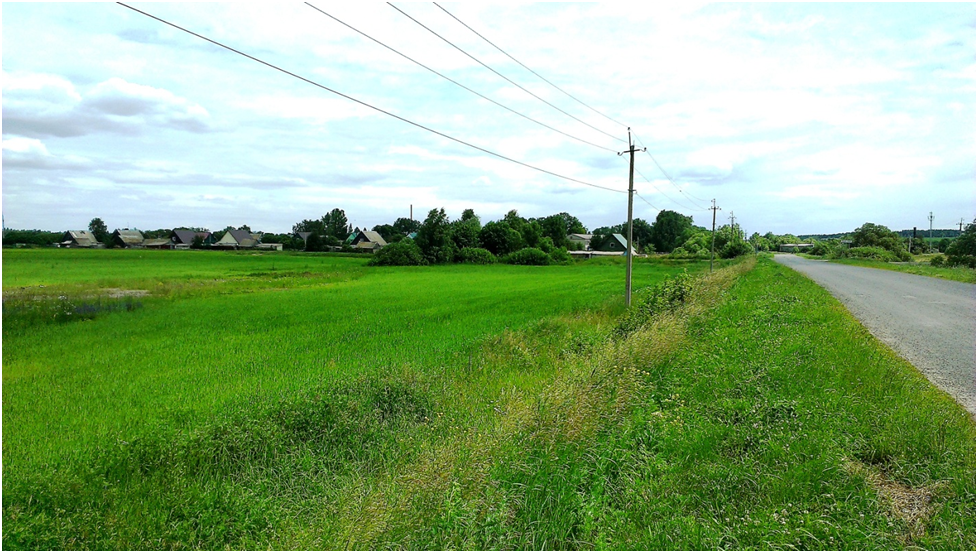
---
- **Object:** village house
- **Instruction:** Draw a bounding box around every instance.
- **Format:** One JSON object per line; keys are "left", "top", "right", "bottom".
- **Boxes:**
{"left": 111, "top": 229, "right": 145, "bottom": 248}
{"left": 214, "top": 229, "right": 261, "bottom": 249}
{"left": 170, "top": 229, "right": 215, "bottom": 249}
{"left": 567, "top": 233, "right": 593, "bottom": 250}
{"left": 349, "top": 229, "right": 388, "bottom": 253}
{"left": 60, "top": 230, "right": 100, "bottom": 248}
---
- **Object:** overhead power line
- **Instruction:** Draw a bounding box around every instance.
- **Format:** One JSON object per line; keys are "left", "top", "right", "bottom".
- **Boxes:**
{"left": 432, "top": 1, "right": 628, "bottom": 131}
{"left": 632, "top": 132, "right": 710, "bottom": 208}
{"left": 305, "top": 2, "right": 617, "bottom": 153}
{"left": 388, "top": 2, "right": 627, "bottom": 145}
{"left": 634, "top": 192, "right": 660, "bottom": 212}
{"left": 634, "top": 166, "right": 705, "bottom": 213}
{"left": 116, "top": 2, "right": 626, "bottom": 195}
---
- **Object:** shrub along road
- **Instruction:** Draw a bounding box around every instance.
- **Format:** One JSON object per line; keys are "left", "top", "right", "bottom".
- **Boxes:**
{"left": 774, "top": 253, "right": 976, "bottom": 413}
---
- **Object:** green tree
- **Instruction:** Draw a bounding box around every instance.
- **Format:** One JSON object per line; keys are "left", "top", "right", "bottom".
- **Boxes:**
{"left": 850, "top": 222, "right": 911, "bottom": 261}
{"left": 521, "top": 220, "right": 543, "bottom": 249}
{"left": 324, "top": 208, "right": 349, "bottom": 242}
{"left": 293, "top": 219, "right": 326, "bottom": 236}
{"left": 945, "top": 220, "right": 976, "bottom": 267}
{"left": 451, "top": 216, "right": 481, "bottom": 252}
{"left": 650, "top": 210, "right": 693, "bottom": 253}
{"left": 305, "top": 232, "right": 324, "bottom": 252}
{"left": 88, "top": 218, "right": 109, "bottom": 244}
{"left": 392, "top": 217, "right": 421, "bottom": 235}
{"left": 415, "top": 208, "right": 456, "bottom": 264}
{"left": 478, "top": 220, "right": 523, "bottom": 256}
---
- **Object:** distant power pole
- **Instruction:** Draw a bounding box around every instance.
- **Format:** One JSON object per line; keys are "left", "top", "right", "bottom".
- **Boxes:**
{"left": 710, "top": 199, "right": 721, "bottom": 273}
{"left": 618, "top": 128, "right": 645, "bottom": 307}
{"left": 959, "top": 218, "right": 966, "bottom": 232}
{"left": 728, "top": 211, "right": 737, "bottom": 241}
{"left": 928, "top": 212, "right": 935, "bottom": 253}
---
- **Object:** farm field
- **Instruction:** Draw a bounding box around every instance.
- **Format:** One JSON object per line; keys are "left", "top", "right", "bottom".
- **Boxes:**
{"left": 2, "top": 250, "right": 974, "bottom": 549}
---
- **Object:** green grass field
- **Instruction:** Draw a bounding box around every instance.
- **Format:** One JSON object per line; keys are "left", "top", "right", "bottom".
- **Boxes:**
{"left": 2, "top": 250, "right": 973, "bottom": 549}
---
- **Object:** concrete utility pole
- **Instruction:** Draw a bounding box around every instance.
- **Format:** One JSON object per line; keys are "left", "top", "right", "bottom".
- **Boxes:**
{"left": 618, "top": 128, "right": 645, "bottom": 307}
{"left": 710, "top": 199, "right": 721, "bottom": 273}
{"left": 928, "top": 212, "right": 935, "bottom": 253}
{"left": 959, "top": 218, "right": 966, "bottom": 232}
{"left": 728, "top": 211, "right": 737, "bottom": 241}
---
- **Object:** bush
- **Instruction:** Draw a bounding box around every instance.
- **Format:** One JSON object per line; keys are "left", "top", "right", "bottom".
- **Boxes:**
{"left": 930, "top": 254, "right": 946, "bottom": 268}
{"left": 945, "top": 254, "right": 976, "bottom": 269}
{"left": 368, "top": 240, "right": 426, "bottom": 266}
{"left": 615, "top": 270, "right": 694, "bottom": 336}
{"left": 548, "top": 248, "right": 573, "bottom": 265}
{"left": 456, "top": 247, "right": 496, "bottom": 265}
{"left": 720, "top": 240, "right": 752, "bottom": 259}
{"left": 834, "top": 246, "right": 911, "bottom": 262}
{"left": 503, "top": 248, "right": 550, "bottom": 266}
{"left": 809, "top": 241, "right": 836, "bottom": 257}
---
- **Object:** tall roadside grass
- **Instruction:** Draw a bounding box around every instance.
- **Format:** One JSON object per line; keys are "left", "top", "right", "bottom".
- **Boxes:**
{"left": 827, "top": 256, "right": 976, "bottom": 284}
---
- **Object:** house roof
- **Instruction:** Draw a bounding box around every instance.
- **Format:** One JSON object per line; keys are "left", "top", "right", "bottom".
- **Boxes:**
{"left": 225, "top": 229, "right": 257, "bottom": 245}
{"left": 359, "top": 230, "right": 387, "bottom": 247}
{"left": 568, "top": 233, "right": 592, "bottom": 241}
{"left": 64, "top": 230, "right": 99, "bottom": 247}
{"left": 113, "top": 229, "right": 145, "bottom": 246}
{"left": 171, "top": 230, "right": 196, "bottom": 244}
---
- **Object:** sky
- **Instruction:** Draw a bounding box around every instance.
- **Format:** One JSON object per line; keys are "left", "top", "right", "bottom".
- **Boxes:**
{"left": 2, "top": 2, "right": 975, "bottom": 236}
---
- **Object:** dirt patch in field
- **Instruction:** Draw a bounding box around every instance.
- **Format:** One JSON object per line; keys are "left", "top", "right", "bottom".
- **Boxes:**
{"left": 846, "top": 459, "right": 940, "bottom": 544}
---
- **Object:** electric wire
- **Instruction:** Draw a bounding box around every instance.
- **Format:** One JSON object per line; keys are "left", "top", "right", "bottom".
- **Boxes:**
{"left": 117, "top": 2, "right": 627, "bottom": 195}
{"left": 635, "top": 166, "right": 705, "bottom": 212}
{"left": 633, "top": 132, "right": 711, "bottom": 207}
{"left": 432, "top": 1, "right": 628, "bottom": 131}
{"left": 388, "top": 2, "right": 627, "bottom": 145}
{"left": 305, "top": 2, "right": 617, "bottom": 153}
{"left": 634, "top": 192, "right": 660, "bottom": 212}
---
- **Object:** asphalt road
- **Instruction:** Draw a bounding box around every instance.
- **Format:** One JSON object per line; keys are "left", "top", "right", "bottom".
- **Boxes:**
{"left": 774, "top": 254, "right": 976, "bottom": 414}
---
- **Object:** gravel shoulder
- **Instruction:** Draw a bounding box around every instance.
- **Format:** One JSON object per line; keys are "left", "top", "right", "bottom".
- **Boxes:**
{"left": 774, "top": 254, "right": 976, "bottom": 414}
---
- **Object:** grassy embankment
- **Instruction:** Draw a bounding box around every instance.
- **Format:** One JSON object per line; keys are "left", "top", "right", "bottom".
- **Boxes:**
{"left": 824, "top": 255, "right": 976, "bottom": 284}
{"left": 2, "top": 250, "right": 974, "bottom": 549}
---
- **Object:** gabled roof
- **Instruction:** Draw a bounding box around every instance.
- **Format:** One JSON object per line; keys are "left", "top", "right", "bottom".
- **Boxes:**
{"left": 568, "top": 233, "right": 592, "bottom": 241}
{"left": 359, "top": 230, "right": 387, "bottom": 247}
{"left": 171, "top": 229, "right": 196, "bottom": 244}
{"left": 63, "top": 230, "right": 99, "bottom": 247}
{"left": 227, "top": 229, "right": 257, "bottom": 245}
{"left": 172, "top": 230, "right": 213, "bottom": 244}
{"left": 113, "top": 229, "right": 145, "bottom": 246}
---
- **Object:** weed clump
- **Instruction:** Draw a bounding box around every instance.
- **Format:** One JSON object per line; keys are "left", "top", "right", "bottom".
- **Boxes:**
{"left": 615, "top": 270, "right": 694, "bottom": 336}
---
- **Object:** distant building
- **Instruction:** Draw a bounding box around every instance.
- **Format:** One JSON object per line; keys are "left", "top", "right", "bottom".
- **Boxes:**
{"left": 214, "top": 229, "right": 260, "bottom": 249}
{"left": 602, "top": 233, "right": 638, "bottom": 255}
{"left": 567, "top": 233, "right": 593, "bottom": 250}
{"left": 112, "top": 229, "right": 145, "bottom": 248}
{"left": 170, "top": 229, "right": 215, "bottom": 249}
{"left": 60, "top": 230, "right": 100, "bottom": 248}
{"left": 778, "top": 243, "right": 814, "bottom": 253}
{"left": 350, "top": 229, "right": 388, "bottom": 252}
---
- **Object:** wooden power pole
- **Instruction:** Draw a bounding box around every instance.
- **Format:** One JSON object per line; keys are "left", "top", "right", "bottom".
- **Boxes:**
{"left": 619, "top": 128, "right": 645, "bottom": 307}
{"left": 710, "top": 199, "right": 721, "bottom": 272}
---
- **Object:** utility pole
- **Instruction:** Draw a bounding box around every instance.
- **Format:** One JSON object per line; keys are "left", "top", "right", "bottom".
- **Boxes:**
{"left": 728, "top": 211, "right": 737, "bottom": 241}
{"left": 710, "top": 199, "right": 721, "bottom": 273}
{"left": 618, "top": 128, "right": 645, "bottom": 307}
{"left": 959, "top": 218, "right": 966, "bottom": 232}
{"left": 928, "top": 212, "right": 935, "bottom": 253}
